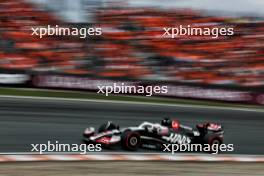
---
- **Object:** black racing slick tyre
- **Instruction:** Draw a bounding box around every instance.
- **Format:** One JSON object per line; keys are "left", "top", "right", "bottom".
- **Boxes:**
{"left": 210, "top": 138, "right": 222, "bottom": 146}
{"left": 204, "top": 135, "right": 223, "bottom": 154}
{"left": 98, "top": 121, "right": 119, "bottom": 133}
{"left": 121, "top": 131, "right": 141, "bottom": 151}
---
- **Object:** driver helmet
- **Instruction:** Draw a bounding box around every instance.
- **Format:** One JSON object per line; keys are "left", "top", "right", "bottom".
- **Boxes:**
{"left": 161, "top": 118, "right": 172, "bottom": 127}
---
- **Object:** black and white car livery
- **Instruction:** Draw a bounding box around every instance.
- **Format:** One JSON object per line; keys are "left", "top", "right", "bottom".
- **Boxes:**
{"left": 83, "top": 118, "right": 224, "bottom": 152}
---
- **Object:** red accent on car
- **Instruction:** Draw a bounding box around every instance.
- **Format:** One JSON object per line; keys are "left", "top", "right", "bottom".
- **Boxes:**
{"left": 96, "top": 137, "right": 111, "bottom": 144}
{"left": 172, "top": 120, "right": 180, "bottom": 129}
{"left": 208, "top": 123, "right": 221, "bottom": 130}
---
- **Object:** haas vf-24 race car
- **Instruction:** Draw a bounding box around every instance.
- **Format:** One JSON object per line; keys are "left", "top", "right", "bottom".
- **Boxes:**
{"left": 83, "top": 119, "right": 224, "bottom": 151}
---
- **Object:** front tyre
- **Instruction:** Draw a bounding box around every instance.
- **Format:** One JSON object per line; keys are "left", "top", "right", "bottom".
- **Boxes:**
{"left": 98, "top": 121, "right": 119, "bottom": 133}
{"left": 121, "top": 131, "right": 141, "bottom": 151}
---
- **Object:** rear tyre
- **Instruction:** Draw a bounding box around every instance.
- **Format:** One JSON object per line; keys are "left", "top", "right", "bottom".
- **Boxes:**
{"left": 121, "top": 131, "right": 141, "bottom": 151}
{"left": 204, "top": 135, "right": 223, "bottom": 153}
{"left": 210, "top": 137, "right": 222, "bottom": 148}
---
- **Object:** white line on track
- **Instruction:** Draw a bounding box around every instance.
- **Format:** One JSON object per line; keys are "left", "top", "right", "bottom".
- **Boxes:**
{"left": 0, "top": 95, "right": 263, "bottom": 113}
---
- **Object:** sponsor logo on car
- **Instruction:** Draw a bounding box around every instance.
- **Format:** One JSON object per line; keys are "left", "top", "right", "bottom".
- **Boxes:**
{"left": 162, "top": 133, "right": 191, "bottom": 144}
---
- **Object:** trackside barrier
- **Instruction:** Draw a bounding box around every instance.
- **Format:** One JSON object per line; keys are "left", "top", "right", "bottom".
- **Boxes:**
{"left": 1, "top": 74, "right": 263, "bottom": 105}
{"left": 32, "top": 75, "right": 264, "bottom": 105}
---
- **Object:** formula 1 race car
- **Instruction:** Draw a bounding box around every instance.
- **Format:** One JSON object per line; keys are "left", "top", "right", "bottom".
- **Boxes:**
{"left": 83, "top": 118, "right": 224, "bottom": 152}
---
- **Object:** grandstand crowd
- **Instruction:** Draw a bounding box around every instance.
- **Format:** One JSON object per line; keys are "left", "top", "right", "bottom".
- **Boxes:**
{"left": 0, "top": 0, "right": 263, "bottom": 87}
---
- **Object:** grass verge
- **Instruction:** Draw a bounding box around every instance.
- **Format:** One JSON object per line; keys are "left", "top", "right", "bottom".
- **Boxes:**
{"left": 0, "top": 87, "right": 263, "bottom": 109}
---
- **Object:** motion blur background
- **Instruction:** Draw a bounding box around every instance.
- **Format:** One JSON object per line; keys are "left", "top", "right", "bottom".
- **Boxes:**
{"left": 0, "top": 0, "right": 263, "bottom": 104}
{"left": 0, "top": 1, "right": 263, "bottom": 175}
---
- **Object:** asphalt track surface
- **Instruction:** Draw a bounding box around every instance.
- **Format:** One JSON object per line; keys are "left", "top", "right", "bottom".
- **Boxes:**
{"left": 0, "top": 97, "right": 263, "bottom": 154}
{"left": 1, "top": 162, "right": 263, "bottom": 176}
